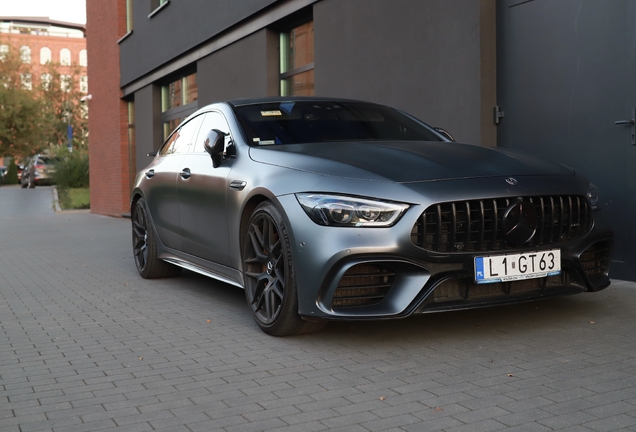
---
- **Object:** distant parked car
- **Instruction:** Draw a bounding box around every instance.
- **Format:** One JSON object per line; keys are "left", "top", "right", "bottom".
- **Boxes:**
{"left": 21, "top": 154, "right": 58, "bottom": 188}
{"left": 0, "top": 166, "right": 6, "bottom": 185}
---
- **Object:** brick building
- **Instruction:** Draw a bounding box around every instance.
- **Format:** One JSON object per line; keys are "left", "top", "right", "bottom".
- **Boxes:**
{"left": 0, "top": 17, "right": 87, "bottom": 171}
{"left": 0, "top": 17, "right": 87, "bottom": 91}
{"left": 85, "top": 1, "right": 131, "bottom": 217}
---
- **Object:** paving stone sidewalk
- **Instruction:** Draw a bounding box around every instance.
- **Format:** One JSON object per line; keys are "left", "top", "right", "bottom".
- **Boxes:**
{"left": 1, "top": 186, "right": 635, "bottom": 432}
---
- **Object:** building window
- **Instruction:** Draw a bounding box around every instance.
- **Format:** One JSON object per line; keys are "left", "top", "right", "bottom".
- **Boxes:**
{"left": 150, "top": 0, "right": 169, "bottom": 13}
{"left": 280, "top": 21, "right": 314, "bottom": 96}
{"left": 61, "top": 75, "right": 71, "bottom": 92}
{"left": 126, "top": 0, "right": 133, "bottom": 33}
{"left": 21, "top": 73, "right": 32, "bottom": 90}
{"left": 80, "top": 76, "right": 88, "bottom": 93}
{"left": 41, "top": 73, "right": 52, "bottom": 90}
{"left": 60, "top": 48, "right": 71, "bottom": 66}
{"left": 127, "top": 100, "right": 136, "bottom": 192}
{"left": 161, "top": 72, "right": 198, "bottom": 139}
{"left": 162, "top": 73, "right": 197, "bottom": 111}
{"left": 79, "top": 49, "right": 87, "bottom": 67}
{"left": 20, "top": 46, "right": 31, "bottom": 63}
{"left": 40, "top": 47, "right": 51, "bottom": 64}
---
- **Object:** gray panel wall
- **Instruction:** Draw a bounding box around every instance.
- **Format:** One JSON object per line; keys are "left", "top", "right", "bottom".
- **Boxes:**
{"left": 125, "top": 0, "right": 496, "bottom": 152}
{"left": 313, "top": 0, "right": 494, "bottom": 145}
{"left": 197, "top": 29, "right": 279, "bottom": 104}
{"left": 134, "top": 84, "right": 163, "bottom": 172}
{"left": 120, "top": 0, "right": 278, "bottom": 86}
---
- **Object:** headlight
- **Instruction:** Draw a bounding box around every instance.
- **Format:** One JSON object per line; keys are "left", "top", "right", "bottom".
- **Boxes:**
{"left": 587, "top": 183, "right": 600, "bottom": 211}
{"left": 296, "top": 193, "right": 409, "bottom": 227}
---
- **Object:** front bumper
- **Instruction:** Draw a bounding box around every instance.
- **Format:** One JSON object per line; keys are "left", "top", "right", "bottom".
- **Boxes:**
{"left": 278, "top": 195, "right": 613, "bottom": 321}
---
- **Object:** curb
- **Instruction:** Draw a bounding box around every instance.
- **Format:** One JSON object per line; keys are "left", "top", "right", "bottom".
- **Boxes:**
{"left": 52, "top": 186, "right": 91, "bottom": 214}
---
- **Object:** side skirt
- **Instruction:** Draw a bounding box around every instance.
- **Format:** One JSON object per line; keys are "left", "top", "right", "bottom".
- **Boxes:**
{"left": 163, "top": 257, "right": 244, "bottom": 289}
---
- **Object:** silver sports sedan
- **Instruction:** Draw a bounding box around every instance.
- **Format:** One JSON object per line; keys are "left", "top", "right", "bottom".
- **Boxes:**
{"left": 131, "top": 97, "right": 613, "bottom": 336}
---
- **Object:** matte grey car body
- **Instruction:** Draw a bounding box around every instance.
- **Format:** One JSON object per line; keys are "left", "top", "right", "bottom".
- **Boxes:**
{"left": 131, "top": 97, "right": 613, "bottom": 336}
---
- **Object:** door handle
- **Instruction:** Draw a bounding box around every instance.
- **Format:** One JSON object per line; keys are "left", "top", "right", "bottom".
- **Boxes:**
{"left": 145, "top": 169, "right": 155, "bottom": 178}
{"left": 180, "top": 168, "right": 191, "bottom": 179}
{"left": 615, "top": 108, "right": 636, "bottom": 145}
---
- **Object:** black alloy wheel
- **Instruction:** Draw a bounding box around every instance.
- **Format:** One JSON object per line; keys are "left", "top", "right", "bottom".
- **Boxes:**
{"left": 132, "top": 198, "right": 181, "bottom": 279}
{"left": 243, "top": 201, "right": 324, "bottom": 336}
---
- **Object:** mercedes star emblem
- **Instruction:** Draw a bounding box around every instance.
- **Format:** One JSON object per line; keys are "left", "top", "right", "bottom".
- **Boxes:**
{"left": 502, "top": 200, "right": 538, "bottom": 246}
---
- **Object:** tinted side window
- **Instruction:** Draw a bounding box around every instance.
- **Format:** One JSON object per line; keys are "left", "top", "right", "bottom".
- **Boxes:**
{"left": 159, "top": 130, "right": 179, "bottom": 156}
{"left": 159, "top": 114, "right": 204, "bottom": 156}
{"left": 193, "top": 112, "right": 230, "bottom": 153}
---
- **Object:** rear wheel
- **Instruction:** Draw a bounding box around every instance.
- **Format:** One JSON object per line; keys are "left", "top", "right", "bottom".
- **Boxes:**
{"left": 243, "top": 201, "right": 324, "bottom": 336}
{"left": 132, "top": 198, "right": 181, "bottom": 279}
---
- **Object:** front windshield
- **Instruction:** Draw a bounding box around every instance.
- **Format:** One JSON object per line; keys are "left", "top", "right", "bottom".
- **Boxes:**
{"left": 232, "top": 101, "right": 444, "bottom": 146}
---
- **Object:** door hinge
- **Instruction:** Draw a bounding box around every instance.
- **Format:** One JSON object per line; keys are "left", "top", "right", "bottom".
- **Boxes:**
{"left": 494, "top": 106, "right": 505, "bottom": 125}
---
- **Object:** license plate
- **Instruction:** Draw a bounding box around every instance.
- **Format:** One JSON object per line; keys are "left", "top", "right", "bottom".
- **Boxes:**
{"left": 474, "top": 249, "right": 561, "bottom": 284}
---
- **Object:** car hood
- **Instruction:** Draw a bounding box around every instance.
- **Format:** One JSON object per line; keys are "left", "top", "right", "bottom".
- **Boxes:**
{"left": 248, "top": 141, "right": 574, "bottom": 183}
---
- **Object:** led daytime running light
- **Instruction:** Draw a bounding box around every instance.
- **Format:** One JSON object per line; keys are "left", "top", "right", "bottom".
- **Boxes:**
{"left": 296, "top": 193, "right": 409, "bottom": 227}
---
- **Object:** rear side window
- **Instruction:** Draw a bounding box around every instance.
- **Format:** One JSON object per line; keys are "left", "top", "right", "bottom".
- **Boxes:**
{"left": 159, "top": 115, "right": 204, "bottom": 156}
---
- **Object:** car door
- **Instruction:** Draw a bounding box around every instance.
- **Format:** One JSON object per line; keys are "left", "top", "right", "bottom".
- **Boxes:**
{"left": 177, "top": 111, "right": 234, "bottom": 266}
{"left": 144, "top": 115, "right": 203, "bottom": 250}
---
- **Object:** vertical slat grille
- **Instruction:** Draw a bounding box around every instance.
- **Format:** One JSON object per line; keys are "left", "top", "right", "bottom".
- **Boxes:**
{"left": 411, "top": 195, "right": 592, "bottom": 253}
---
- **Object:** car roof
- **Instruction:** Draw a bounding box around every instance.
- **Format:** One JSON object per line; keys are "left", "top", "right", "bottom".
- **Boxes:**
{"left": 227, "top": 96, "right": 375, "bottom": 107}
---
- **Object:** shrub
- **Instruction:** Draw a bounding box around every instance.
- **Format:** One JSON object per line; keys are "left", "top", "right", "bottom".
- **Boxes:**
{"left": 52, "top": 149, "right": 89, "bottom": 189}
{"left": 3, "top": 159, "right": 19, "bottom": 184}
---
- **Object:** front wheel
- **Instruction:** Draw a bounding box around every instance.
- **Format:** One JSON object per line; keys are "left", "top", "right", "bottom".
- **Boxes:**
{"left": 132, "top": 198, "right": 181, "bottom": 279}
{"left": 243, "top": 202, "right": 324, "bottom": 336}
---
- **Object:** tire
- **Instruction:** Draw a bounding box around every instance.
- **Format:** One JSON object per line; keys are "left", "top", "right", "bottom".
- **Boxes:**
{"left": 243, "top": 201, "right": 324, "bottom": 336}
{"left": 132, "top": 198, "right": 181, "bottom": 279}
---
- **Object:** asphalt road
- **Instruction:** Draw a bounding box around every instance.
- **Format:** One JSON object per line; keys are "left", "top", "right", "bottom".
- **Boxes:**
{"left": 1, "top": 185, "right": 635, "bottom": 431}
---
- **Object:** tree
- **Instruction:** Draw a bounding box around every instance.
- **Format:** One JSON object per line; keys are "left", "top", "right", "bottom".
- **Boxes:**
{"left": 0, "top": 40, "right": 88, "bottom": 159}
{"left": 38, "top": 63, "right": 88, "bottom": 152}
{"left": 0, "top": 44, "right": 45, "bottom": 158}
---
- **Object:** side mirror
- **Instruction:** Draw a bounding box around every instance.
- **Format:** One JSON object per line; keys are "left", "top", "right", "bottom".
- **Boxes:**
{"left": 433, "top": 127, "right": 455, "bottom": 142}
{"left": 203, "top": 129, "right": 225, "bottom": 168}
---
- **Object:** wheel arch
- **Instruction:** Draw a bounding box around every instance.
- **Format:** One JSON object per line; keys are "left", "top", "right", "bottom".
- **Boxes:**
{"left": 130, "top": 190, "right": 144, "bottom": 214}
{"left": 238, "top": 194, "right": 270, "bottom": 259}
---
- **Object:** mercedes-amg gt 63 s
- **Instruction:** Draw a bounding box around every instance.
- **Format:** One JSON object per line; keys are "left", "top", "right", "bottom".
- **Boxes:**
{"left": 131, "top": 97, "right": 613, "bottom": 336}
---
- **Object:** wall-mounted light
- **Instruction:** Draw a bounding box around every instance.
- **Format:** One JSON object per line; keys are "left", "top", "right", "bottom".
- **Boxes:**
{"left": 80, "top": 94, "right": 92, "bottom": 102}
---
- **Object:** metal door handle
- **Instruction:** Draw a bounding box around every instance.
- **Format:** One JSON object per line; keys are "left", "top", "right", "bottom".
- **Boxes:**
{"left": 145, "top": 169, "right": 155, "bottom": 178}
{"left": 180, "top": 168, "right": 191, "bottom": 179}
{"left": 615, "top": 108, "right": 636, "bottom": 145}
